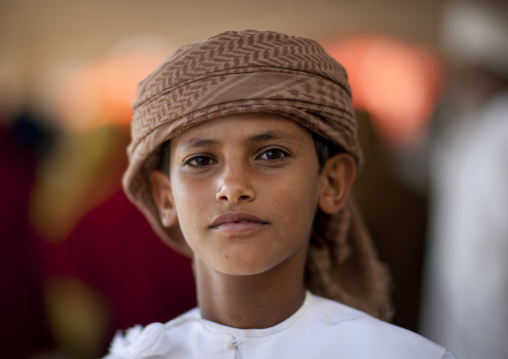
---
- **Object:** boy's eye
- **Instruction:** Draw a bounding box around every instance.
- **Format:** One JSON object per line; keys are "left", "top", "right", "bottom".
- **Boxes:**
{"left": 185, "top": 155, "right": 216, "bottom": 167}
{"left": 258, "top": 148, "right": 288, "bottom": 161}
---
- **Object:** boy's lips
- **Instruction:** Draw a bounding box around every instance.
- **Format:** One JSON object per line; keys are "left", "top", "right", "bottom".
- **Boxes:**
{"left": 209, "top": 212, "right": 269, "bottom": 232}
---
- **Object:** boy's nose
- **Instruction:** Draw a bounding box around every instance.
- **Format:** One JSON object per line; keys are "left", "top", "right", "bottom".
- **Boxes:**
{"left": 215, "top": 166, "right": 255, "bottom": 205}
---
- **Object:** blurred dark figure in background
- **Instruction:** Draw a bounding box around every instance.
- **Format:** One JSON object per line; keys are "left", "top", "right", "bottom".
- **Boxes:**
{"left": 352, "top": 111, "right": 429, "bottom": 333}
{"left": 0, "top": 110, "right": 55, "bottom": 358}
{"left": 420, "top": 1, "right": 508, "bottom": 358}
{"left": 0, "top": 62, "right": 57, "bottom": 358}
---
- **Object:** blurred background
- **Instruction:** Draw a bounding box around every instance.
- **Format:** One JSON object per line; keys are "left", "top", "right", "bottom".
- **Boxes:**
{"left": 1, "top": 0, "right": 507, "bottom": 358}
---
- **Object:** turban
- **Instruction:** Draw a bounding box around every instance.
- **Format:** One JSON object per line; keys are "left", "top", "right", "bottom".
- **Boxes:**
{"left": 123, "top": 30, "right": 393, "bottom": 320}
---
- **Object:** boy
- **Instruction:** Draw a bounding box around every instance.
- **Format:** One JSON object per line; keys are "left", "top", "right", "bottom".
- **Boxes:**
{"left": 105, "top": 30, "right": 455, "bottom": 358}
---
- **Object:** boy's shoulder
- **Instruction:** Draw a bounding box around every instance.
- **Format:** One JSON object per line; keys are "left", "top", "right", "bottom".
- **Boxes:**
{"left": 104, "top": 293, "right": 455, "bottom": 359}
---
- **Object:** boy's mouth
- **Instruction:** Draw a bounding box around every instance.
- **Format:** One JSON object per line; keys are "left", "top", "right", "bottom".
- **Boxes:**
{"left": 209, "top": 212, "right": 268, "bottom": 230}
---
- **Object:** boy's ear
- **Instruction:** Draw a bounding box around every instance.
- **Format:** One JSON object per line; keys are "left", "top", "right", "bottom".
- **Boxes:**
{"left": 318, "top": 153, "right": 356, "bottom": 214}
{"left": 150, "top": 170, "right": 178, "bottom": 227}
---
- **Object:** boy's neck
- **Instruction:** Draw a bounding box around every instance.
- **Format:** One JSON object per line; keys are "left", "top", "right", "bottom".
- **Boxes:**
{"left": 193, "top": 255, "right": 307, "bottom": 330}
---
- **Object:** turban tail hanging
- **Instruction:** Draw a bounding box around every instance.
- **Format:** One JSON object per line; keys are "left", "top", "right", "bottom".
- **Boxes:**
{"left": 123, "top": 30, "right": 393, "bottom": 320}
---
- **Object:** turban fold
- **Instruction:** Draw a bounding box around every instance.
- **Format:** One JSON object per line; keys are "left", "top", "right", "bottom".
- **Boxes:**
{"left": 123, "top": 30, "right": 393, "bottom": 320}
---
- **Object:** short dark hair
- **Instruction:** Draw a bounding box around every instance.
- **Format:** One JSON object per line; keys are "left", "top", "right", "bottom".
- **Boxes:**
{"left": 311, "top": 132, "right": 340, "bottom": 172}
{"left": 158, "top": 131, "right": 340, "bottom": 176}
{"left": 160, "top": 139, "right": 171, "bottom": 175}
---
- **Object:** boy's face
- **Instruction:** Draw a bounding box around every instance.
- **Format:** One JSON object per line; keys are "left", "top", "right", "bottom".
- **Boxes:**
{"left": 154, "top": 113, "right": 324, "bottom": 276}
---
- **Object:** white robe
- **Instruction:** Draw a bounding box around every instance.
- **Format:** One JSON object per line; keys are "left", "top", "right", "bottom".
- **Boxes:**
{"left": 104, "top": 292, "right": 455, "bottom": 359}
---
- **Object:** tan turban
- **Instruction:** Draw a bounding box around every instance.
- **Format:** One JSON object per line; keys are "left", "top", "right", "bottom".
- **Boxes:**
{"left": 123, "top": 30, "right": 393, "bottom": 320}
